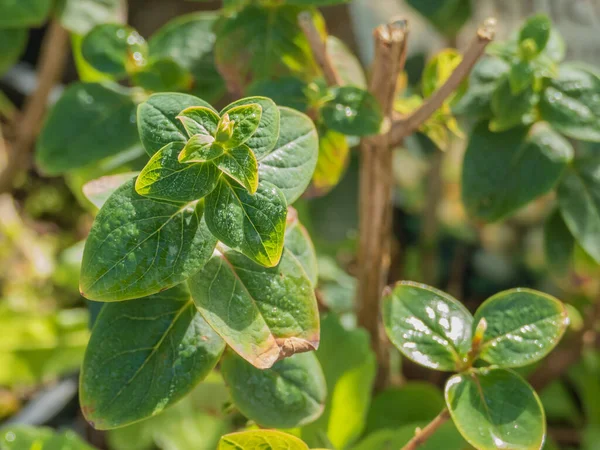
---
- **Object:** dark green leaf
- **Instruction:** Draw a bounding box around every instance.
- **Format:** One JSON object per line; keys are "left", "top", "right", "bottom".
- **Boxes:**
{"left": 79, "top": 178, "right": 217, "bottom": 301}
{"left": 490, "top": 76, "right": 537, "bottom": 131}
{"left": 177, "top": 105, "right": 220, "bottom": 138}
{"left": 220, "top": 104, "right": 262, "bottom": 149}
{"left": 382, "top": 281, "right": 473, "bottom": 371}
{"left": 80, "top": 285, "right": 225, "bottom": 429}
{"left": 247, "top": 77, "right": 309, "bottom": 112}
{"left": 36, "top": 83, "right": 139, "bottom": 175}
{"left": 149, "top": 12, "right": 225, "bottom": 103}
{"left": 0, "top": 28, "right": 27, "bottom": 76}
{"left": 137, "top": 93, "right": 215, "bottom": 156}
{"left": 258, "top": 107, "right": 319, "bottom": 204}
{"left": 0, "top": 426, "right": 93, "bottom": 449}
{"left": 81, "top": 24, "right": 147, "bottom": 77}
{"left": 219, "top": 430, "right": 309, "bottom": 450}
{"left": 135, "top": 142, "right": 220, "bottom": 203}
{"left": 540, "top": 64, "right": 600, "bottom": 142}
{"left": 353, "top": 421, "right": 465, "bottom": 450}
{"left": 284, "top": 209, "right": 317, "bottom": 287}
{"left": 300, "top": 314, "right": 375, "bottom": 449}
{"left": 131, "top": 58, "right": 191, "bottom": 92}
{"left": 179, "top": 135, "right": 221, "bottom": 163}
{"left": 474, "top": 288, "right": 568, "bottom": 367}
{"left": 214, "top": 145, "right": 258, "bottom": 194}
{"left": 56, "top": 0, "right": 122, "bottom": 34}
{"left": 215, "top": 5, "right": 321, "bottom": 90}
{"left": 0, "top": 0, "right": 51, "bottom": 27}
{"left": 544, "top": 208, "right": 575, "bottom": 273}
{"left": 519, "top": 14, "right": 551, "bottom": 54}
{"left": 406, "top": 0, "right": 471, "bottom": 37}
{"left": 221, "top": 351, "right": 325, "bottom": 428}
{"left": 445, "top": 367, "right": 545, "bottom": 450}
{"left": 188, "top": 247, "right": 319, "bottom": 369}
{"left": 558, "top": 156, "right": 600, "bottom": 263}
{"left": 221, "top": 97, "right": 279, "bottom": 159}
{"left": 321, "top": 86, "right": 382, "bottom": 136}
{"left": 509, "top": 61, "right": 534, "bottom": 94}
{"left": 364, "top": 383, "right": 445, "bottom": 435}
{"left": 205, "top": 178, "right": 287, "bottom": 267}
{"left": 462, "top": 122, "right": 573, "bottom": 222}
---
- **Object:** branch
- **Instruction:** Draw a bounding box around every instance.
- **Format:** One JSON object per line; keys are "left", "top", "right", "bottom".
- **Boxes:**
{"left": 0, "top": 20, "right": 69, "bottom": 193}
{"left": 401, "top": 409, "right": 450, "bottom": 450}
{"left": 357, "top": 20, "right": 408, "bottom": 391}
{"left": 389, "top": 18, "right": 496, "bottom": 147}
{"left": 298, "top": 11, "right": 343, "bottom": 86}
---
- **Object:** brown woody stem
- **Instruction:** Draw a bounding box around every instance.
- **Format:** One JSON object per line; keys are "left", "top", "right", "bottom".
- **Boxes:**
{"left": 298, "top": 11, "right": 342, "bottom": 86}
{"left": 357, "top": 20, "right": 408, "bottom": 390}
{"left": 401, "top": 408, "right": 451, "bottom": 450}
{"left": 0, "top": 20, "right": 69, "bottom": 193}
{"left": 389, "top": 18, "right": 496, "bottom": 148}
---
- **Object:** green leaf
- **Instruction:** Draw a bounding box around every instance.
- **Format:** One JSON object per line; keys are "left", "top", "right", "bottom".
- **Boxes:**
{"left": 509, "top": 61, "right": 535, "bottom": 94}
{"left": 149, "top": 12, "right": 225, "bottom": 103}
{"left": 247, "top": 77, "right": 310, "bottom": 112}
{"left": 0, "top": 426, "right": 93, "bottom": 449}
{"left": 284, "top": 209, "right": 317, "bottom": 287}
{"left": 300, "top": 314, "right": 376, "bottom": 449}
{"left": 558, "top": 156, "right": 600, "bottom": 263}
{"left": 188, "top": 246, "right": 319, "bottom": 369}
{"left": 321, "top": 86, "right": 382, "bottom": 136}
{"left": 36, "top": 82, "right": 139, "bottom": 175}
{"left": 406, "top": 0, "right": 471, "bottom": 38}
{"left": 0, "top": 0, "right": 51, "bottom": 27}
{"left": 445, "top": 367, "right": 545, "bottom": 450}
{"left": 519, "top": 14, "right": 551, "bottom": 54}
{"left": 179, "top": 135, "right": 221, "bottom": 163}
{"left": 135, "top": 142, "right": 221, "bottom": 203}
{"left": 137, "top": 93, "right": 216, "bottom": 156}
{"left": 205, "top": 178, "right": 287, "bottom": 267}
{"left": 258, "top": 107, "right": 319, "bottom": 204}
{"left": 540, "top": 64, "right": 600, "bottom": 142}
{"left": 327, "top": 36, "right": 366, "bottom": 88}
{"left": 215, "top": 5, "right": 321, "bottom": 90}
{"left": 130, "top": 58, "right": 192, "bottom": 92}
{"left": 218, "top": 430, "right": 309, "bottom": 450}
{"left": 79, "top": 178, "right": 217, "bottom": 301}
{"left": 177, "top": 105, "right": 220, "bottom": 138}
{"left": 422, "top": 49, "right": 465, "bottom": 101}
{"left": 309, "top": 126, "right": 349, "bottom": 197}
{"left": 382, "top": 281, "right": 473, "bottom": 371}
{"left": 214, "top": 145, "right": 259, "bottom": 194}
{"left": 364, "top": 383, "right": 445, "bottom": 435}
{"left": 71, "top": 33, "right": 113, "bottom": 82}
{"left": 452, "top": 57, "right": 509, "bottom": 118}
{"left": 221, "top": 351, "right": 325, "bottom": 428}
{"left": 353, "top": 421, "right": 465, "bottom": 450}
{"left": 82, "top": 172, "right": 138, "bottom": 209}
{"left": 474, "top": 288, "right": 568, "bottom": 367}
{"left": 81, "top": 24, "right": 147, "bottom": 77}
{"left": 462, "top": 122, "right": 573, "bottom": 222}
{"left": 490, "top": 75, "right": 537, "bottom": 131}
{"left": 80, "top": 284, "right": 225, "bottom": 429}
{"left": 219, "top": 104, "right": 262, "bottom": 149}
{"left": 544, "top": 208, "right": 575, "bottom": 273}
{"left": 221, "top": 97, "right": 279, "bottom": 159}
{"left": 56, "top": 0, "right": 122, "bottom": 34}
{"left": 0, "top": 28, "right": 27, "bottom": 76}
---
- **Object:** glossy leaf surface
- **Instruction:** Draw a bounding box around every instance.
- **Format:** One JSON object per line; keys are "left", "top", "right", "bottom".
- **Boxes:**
{"left": 321, "top": 86, "right": 383, "bottom": 136}
{"left": 285, "top": 210, "right": 318, "bottom": 287}
{"left": 135, "top": 142, "right": 220, "bottom": 203}
{"left": 188, "top": 247, "right": 319, "bottom": 369}
{"left": 462, "top": 122, "right": 572, "bottom": 221}
{"left": 36, "top": 83, "right": 138, "bottom": 175}
{"left": 445, "top": 368, "right": 545, "bottom": 450}
{"left": 177, "top": 106, "right": 220, "bottom": 138}
{"left": 0, "top": 0, "right": 51, "bottom": 27}
{"left": 220, "top": 104, "right": 262, "bottom": 149}
{"left": 137, "top": 93, "right": 215, "bottom": 156}
{"left": 214, "top": 145, "right": 259, "bottom": 194}
{"left": 221, "top": 351, "right": 326, "bottom": 428}
{"left": 205, "top": 178, "right": 287, "bottom": 267}
{"left": 490, "top": 76, "right": 537, "bottom": 131}
{"left": 382, "top": 281, "right": 473, "bottom": 371}
{"left": 80, "top": 285, "right": 225, "bottom": 429}
{"left": 544, "top": 208, "right": 575, "bottom": 273}
{"left": 258, "top": 107, "right": 319, "bottom": 204}
{"left": 178, "top": 135, "right": 220, "bottom": 163}
{"left": 80, "top": 179, "right": 217, "bottom": 301}
{"left": 219, "top": 430, "right": 308, "bottom": 450}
